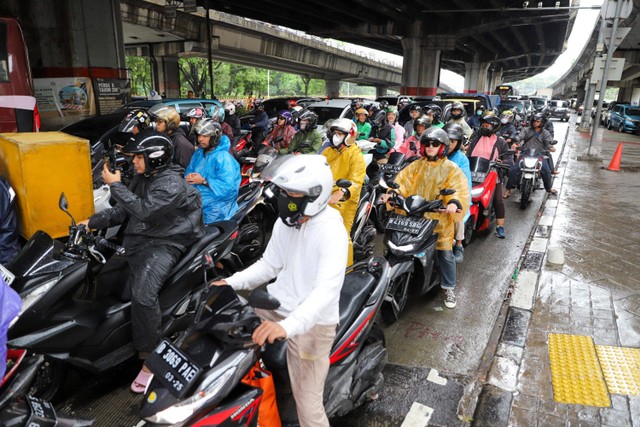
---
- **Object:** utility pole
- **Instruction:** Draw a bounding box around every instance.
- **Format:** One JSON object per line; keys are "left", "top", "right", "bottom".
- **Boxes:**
{"left": 206, "top": 0, "right": 214, "bottom": 99}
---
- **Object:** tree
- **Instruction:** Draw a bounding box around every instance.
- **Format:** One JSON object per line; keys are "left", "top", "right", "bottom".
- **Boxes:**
{"left": 126, "top": 57, "right": 152, "bottom": 97}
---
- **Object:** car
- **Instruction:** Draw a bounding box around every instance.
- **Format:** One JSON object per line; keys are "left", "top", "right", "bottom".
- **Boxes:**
{"left": 375, "top": 95, "right": 413, "bottom": 108}
{"left": 497, "top": 99, "right": 528, "bottom": 122}
{"left": 548, "top": 100, "right": 571, "bottom": 121}
{"left": 305, "top": 98, "right": 380, "bottom": 134}
{"left": 530, "top": 96, "right": 548, "bottom": 113}
{"left": 607, "top": 103, "right": 640, "bottom": 133}
{"left": 600, "top": 102, "right": 618, "bottom": 126}
{"left": 239, "top": 96, "right": 323, "bottom": 126}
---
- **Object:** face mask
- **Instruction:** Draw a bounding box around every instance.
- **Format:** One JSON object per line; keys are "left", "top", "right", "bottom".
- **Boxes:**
{"left": 276, "top": 192, "right": 307, "bottom": 227}
{"left": 501, "top": 118, "right": 509, "bottom": 125}
{"left": 332, "top": 134, "right": 344, "bottom": 147}
{"left": 480, "top": 127, "right": 492, "bottom": 137}
{"left": 476, "top": 110, "right": 483, "bottom": 116}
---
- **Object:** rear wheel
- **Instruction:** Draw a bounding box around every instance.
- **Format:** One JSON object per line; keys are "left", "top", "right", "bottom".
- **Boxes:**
{"left": 520, "top": 179, "right": 532, "bottom": 209}
{"left": 607, "top": 120, "right": 613, "bottom": 130}
{"left": 380, "top": 272, "right": 411, "bottom": 325}
{"left": 619, "top": 123, "right": 624, "bottom": 133}
{"left": 463, "top": 217, "right": 474, "bottom": 246}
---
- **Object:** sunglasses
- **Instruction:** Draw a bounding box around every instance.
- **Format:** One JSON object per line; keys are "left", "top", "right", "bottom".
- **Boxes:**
{"left": 422, "top": 140, "right": 442, "bottom": 148}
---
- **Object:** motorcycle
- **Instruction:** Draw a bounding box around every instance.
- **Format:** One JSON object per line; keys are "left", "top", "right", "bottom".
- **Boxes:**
{"left": 138, "top": 256, "right": 391, "bottom": 426}
{"left": 4, "top": 193, "right": 239, "bottom": 400}
{"left": 516, "top": 148, "right": 546, "bottom": 209}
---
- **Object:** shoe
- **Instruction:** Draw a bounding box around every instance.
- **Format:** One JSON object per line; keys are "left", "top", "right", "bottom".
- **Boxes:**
{"left": 131, "top": 369, "right": 154, "bottom": 394}
{"left": 443, "top": 289, "right": 457, "bottom": 309}
{"left": 453, "top": 245, "right": 464, "bottom": 263}
{"left": 495, "top": 226, "right": 506, "bottom": 239}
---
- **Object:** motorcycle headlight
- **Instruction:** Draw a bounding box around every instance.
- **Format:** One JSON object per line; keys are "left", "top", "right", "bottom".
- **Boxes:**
{"left": 471, "top": 187, "right": 484, "bottom": 197}
{"left": 388, "top": 241, "right": 414, "bottom": 252}
{"left": 523, "top": 157, "right": 537, "bottom": 168}
{"left": 146, "top": 366, "right": 236, "bottom": 425}
{"left": 10, "top": 277, "right": 59, "bottom": 328}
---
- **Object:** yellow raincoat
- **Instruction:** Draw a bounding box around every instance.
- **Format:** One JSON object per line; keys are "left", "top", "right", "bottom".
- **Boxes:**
{"left": 323, "top": 143, "right": 367, "bottom": 265}
{"left": 394, "top": 157, "right": 470, "bottom": 251}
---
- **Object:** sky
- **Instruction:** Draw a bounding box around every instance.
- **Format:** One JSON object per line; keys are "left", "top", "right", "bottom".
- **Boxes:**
{"left": 345, "top": 0, "right": 604, "bottom": 92}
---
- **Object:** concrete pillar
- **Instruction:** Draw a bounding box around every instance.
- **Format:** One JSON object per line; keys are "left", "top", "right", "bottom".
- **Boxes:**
{"left": 580, "top": 79, "right": 597, "bottom": 131}
{"left": 325, "top": 79, "right": 340, "bottom": 99}
{"left": 153, "top": 56, "right": 181, "bottom": 99}
{"left": 464, "top": 60, "right": 491, "bottom": 94}
{"left": 488, "top": 69, "right": 503, "bottom": 93}
{"left": 400, "top": 22, "right": 441, "bottom": 96}
{"left": 376, "top": 86, "right": 388, "bottom": 98}
{"left": 616, "top": 80, "right": 635, "bottom": 103}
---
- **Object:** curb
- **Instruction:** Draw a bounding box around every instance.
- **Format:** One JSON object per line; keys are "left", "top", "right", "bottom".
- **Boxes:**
{"left": 470, "top": 124, "right": 572, "bottom": 427}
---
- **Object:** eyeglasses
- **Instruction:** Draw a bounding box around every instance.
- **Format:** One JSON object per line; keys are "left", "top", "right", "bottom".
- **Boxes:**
{"left": 422, "top": 140, "right": 441, "bottom": 148}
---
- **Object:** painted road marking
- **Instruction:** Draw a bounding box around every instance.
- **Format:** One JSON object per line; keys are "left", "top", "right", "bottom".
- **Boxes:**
{"left": 510, "top": 270, "right": 539, "bottom": 310}
{"left": 401, "top": 402, "right": 434, "bottom": 427}
{"left": 426, "top": 369, "right": 447, "bottom": 386}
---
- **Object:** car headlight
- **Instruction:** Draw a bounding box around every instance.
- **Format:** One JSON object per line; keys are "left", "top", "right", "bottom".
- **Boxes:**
{"left": 10, "top": 277, "right": 59, "bottom": 328}
{"left": 523, "top": 157, "right": 537, "bottom": 168}
{"left": 471, "top": 187, "right": 484, "bottom": 197}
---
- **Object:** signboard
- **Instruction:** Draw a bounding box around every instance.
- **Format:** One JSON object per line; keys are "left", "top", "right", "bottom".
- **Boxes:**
{"left": 604, "top": 27, "right": 631, "bottom": 51}
{"left": 602, "top": 0, "right": 633, "bottom": 19}
{"left": 93, "top": 78, "right": 131, "bottom": 115}
{"left": 591, "top": 57, "right": 626, "bottom": 83}
{"left": 34, "top": 77, "right": 95, "bottom": 120}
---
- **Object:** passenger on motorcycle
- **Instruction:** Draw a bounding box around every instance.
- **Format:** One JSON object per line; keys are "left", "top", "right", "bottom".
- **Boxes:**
{"left": 323, "top": 118, "right": 367, "bottom": 266}
{"left": 447, "top": 101, "right": 473, "bottom": 139}
{"left": 540, "top": 109, "right": 558, "bottom": 174}
{"left": 185, "top": 119, "right": 241, "bottom": 224}
{"left": 425, "top": 104, "right": 445, "bottom": 129}
{"left": 403, "top": 104, "right": 423, "bottom": 138}
{"left": 223, "top": 102, "right": 241, "bottom": 138}
{"left": 186, "top": 107, "right": 206, "bottom": 145}
{"left": 368, "top": 110, "right": 395, "bottom": 162}
{"left": 385, "top": 128, "right": 469, "bottom": 308}
{"left": 212, "top": 155, "right": 348, "bottom": 427}
{"left": 119, "top": 109, "right": 151, "bottom": 137}
{"left": 264, "top": 110, "right": 297, "bottom": 151}
{"left": 386, "top": 108, "right": 405, "bottom": 148}
{"left": 148, "top": 103, "right": 194, "bottom": 169}
{"left": 355, "top": 108, "right": 372, "bottom": 141}
{"left": 467, "top": 105, "right": 485, "bottom": 130}
{"left": 250, "top": 101, "right": 270, "bottom": 144}
{"left": 79, "top": 130, "right": 206, "bottom": 393}
{"left": 498, "top": 110, "right": 519, "bottom": 149}
{"left": 284, "top": 109, "right": 323, "bottom": 154}
{"left": 504, "top": 113, "right": 557, "bottom": 197}
{"left": 396, "top": 114, "right": 431, "bottom": 158}
{"left": 467, "top": 113, "right": 509, "bottom": 238}
{"left": 209, "top": 104, "right": 234, "bottom": 143}
{"left": 443, "top": 123, "right": 472, "bottom": 263}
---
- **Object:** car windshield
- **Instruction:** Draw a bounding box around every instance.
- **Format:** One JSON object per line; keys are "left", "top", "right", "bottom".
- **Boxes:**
{"left": 531, "top": 98, "right": 546, "bottom": 108}
{"left": 626, "top": 108, "right": 640, "bottom": 116}
{"left": 498, "top": 101, "right": 524, "bottom": 114}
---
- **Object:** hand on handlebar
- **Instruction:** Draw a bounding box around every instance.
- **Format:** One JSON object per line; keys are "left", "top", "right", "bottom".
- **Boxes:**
{"left": 78, "top": 219, "right": 90, "bottom": 228}
{"left": 210, "top": 279, "right": 228, "bottom": 287}
{"left": 252, "top": 320, "right": 286, "bottom": 346}
{"left": 444, "top": 204, "right": 460, "bottom": 215}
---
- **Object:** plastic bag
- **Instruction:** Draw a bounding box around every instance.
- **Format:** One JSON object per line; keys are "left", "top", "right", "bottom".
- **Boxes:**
{"left": 241, "top": 361, "right": 281, "bottom": 427}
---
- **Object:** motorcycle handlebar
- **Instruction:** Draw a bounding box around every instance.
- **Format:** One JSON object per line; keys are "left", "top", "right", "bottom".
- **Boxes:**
{"left": 95, "top": 236, "right": 126, "bottom": 256}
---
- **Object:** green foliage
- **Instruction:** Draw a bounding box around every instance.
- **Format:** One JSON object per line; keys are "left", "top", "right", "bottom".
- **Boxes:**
{"left": 126, "top": 57, "right": 152, "bottom": 97}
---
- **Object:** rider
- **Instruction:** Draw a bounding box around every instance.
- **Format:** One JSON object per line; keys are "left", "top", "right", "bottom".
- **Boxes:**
{"left": 504, "top": 113, "right": 557, "bottom": 198}
{"left": 355, "top": 108, "right": 371, "bottom": 141}
{"left": 250, "top": 101, "right": 270, "bottom": 145}
{"left": 443, "top": 123, "right": 472, "bottom": 263}
{"left": 209, "top": 104, "right": 234, "bottom": 142}
{"left": 185, "top": 107, "right": 206, "bottom": 145}
{"left": 223, "top": 102, "right": 241, "bottom": 138}
{"left": 425, "top": 104, "right": 444, "bottom": 129}
{"left": 212, "top": 155, "right": 348, "bottom": 427}
{"left": 403, "top": 104, "right": 423, "bottom": 138}
{"left": 467, "top": 105, "right": 485, "bottom": 130}
{"left": 368, "top": 109, "right": 395, "bottom": 162}
{"left": 447, "top": 102, "right": 473, "bottom": 139}
{"left": 386, "top": 108, "right": 405, "bottom": 148}
{"left": 498, "top": 110, "right": 519, "bottom": 150}
{"left": 466, "top": 113, "right": 509, "bottom": 238}
{"left": 81, "top": 130, "right": 205, "bottom": 393}
{"left": 264, "top": 110, "right": 297, "bottom": 151}
{"left": 396, "top": 114, "right": 431, "bottom": 158}
{"left": 383, "top": 128, "right": 470, "bottom": 309}
{"left": 185, "top": 119, "right": 241, "bottom": 224}
{"left": 323, "top": 118, "right": 367, "bottom": 266}
{"left": 148, "top": 103, "right": 194, "bottom": 169}
{"left": 119, "top": 109, "right": 151, "bottom": 136}
{"left": 287, "top": 99, "right": 297, "bottom": 114}
{"left": 284, "top": 109, "right": 323, "bottom": 154}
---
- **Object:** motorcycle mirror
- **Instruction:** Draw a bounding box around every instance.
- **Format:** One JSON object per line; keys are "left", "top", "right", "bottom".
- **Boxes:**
{"left": 550, "top": 140, "right": 558, "bottom": 145}
{"left": 388, "top": 181, "right": 400, "bottom": 190}
{"left": 440, "top": 188, "right": 456, "bottom": 196}
{"left": 202, "top": 252, "right": 215, "bottom": 270}
{"left": 248, "top": 288, "right": 281, "bottom": 311}
{"left": 58, "top": 192, "right": 76, "bottom": 226}
{"left": 336, "top": 179, "right": 352, "bottom": 189}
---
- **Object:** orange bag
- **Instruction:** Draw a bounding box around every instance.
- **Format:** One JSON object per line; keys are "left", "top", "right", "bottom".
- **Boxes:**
{"left": 241, "top": 361, "right": 281, "bottom": 427}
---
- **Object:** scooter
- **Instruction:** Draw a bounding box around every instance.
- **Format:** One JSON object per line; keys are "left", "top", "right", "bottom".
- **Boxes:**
{"left": 138, "top": 257, "right": 391, "bottom": 426}
{"left": 4, "top": 193, "right": 239, "bottom": 400}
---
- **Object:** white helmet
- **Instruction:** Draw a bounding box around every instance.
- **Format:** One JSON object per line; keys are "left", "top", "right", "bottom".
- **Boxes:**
{"left": 224, "top": 102, "right": 236, "bottom": 115}
{"left": 329, "top": 118, "right": 358, "bottom": 147}
{"left": 264, "top": 154, "right": 332, "bottom": 218}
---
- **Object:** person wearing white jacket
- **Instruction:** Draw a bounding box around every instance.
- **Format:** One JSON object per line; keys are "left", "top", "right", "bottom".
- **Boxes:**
{"left": 212, "top": 154, "right": 348, "bottom": 427}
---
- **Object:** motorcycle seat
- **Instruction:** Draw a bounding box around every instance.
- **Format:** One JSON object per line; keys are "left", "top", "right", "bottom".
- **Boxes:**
{"left": 335, "top": 270, "right": 376, "bottom": 341}
{"left": 167, "top": 224, "right": 222, "bottom": 278}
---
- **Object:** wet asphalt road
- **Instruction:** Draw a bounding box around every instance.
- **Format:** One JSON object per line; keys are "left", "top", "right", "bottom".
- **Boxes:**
{"left": 55, "top": 122, "right": 570, "bottom": 426}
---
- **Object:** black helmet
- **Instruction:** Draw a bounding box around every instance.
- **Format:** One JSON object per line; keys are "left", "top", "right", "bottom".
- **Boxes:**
{"left": 531, "top": 112, "right": 544, "bottom": 127}
{"left": 450, "top": 102, "right": 465, "bottom": 120}
{"left": 378, "top": 100, "right": 389, "bottom": 111}
{"left": 413, "top": 114, "right": 432, "bottom": 134}
{"left": 373, "top": 110, "right": 387, "bottom": 127}
{"left": 119, "top": 109, "right": 150, "bottom": 133}
{"left": 297, "top": 109, "right": 318, "bottom": 130}
{"left": 443, "top": 123, "right": 464, "bottom": 156}
{"left": 420, "top": 127, "right": 450, "bottom": 158}
{"left": 254, "top": 101, "right": 265, "bottom": 112}
{"left": 426, "top": 104, "right": 443, "bottom": 122}
{"left": 479, "top": 113, "right": 501, "bottom": 136}
{"left": 409, "top": 104, "right": 422, "bottom": 113}
{"left": 122, "top": 129, "right": 173, "bottom": 173}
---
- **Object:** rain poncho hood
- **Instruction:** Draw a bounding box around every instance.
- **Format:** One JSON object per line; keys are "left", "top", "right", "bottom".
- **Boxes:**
{"left": 394, "top": 157, "right": 470, "bottom": 250}
{"left": 185, "top": 135, "right": 241, "bottom": 224}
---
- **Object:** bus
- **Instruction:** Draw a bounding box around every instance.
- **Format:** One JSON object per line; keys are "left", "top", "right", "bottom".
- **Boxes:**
{"left": 493, "top": 85, "right": 518, "bottom": 100}
{"left": 0, "top": 17, "right": 40, "bottom": 132}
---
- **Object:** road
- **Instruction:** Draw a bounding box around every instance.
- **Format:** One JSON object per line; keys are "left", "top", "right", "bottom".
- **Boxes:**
{"left": 55, "top": 121, "right": 570, "bottom": 426}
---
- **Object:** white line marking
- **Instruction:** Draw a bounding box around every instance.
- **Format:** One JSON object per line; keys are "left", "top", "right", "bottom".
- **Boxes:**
{"left": 427, "top": 369, "right": 447, "bottom": 386}
{"left": 401, "top": 402, "right": 434, "bottom": 427}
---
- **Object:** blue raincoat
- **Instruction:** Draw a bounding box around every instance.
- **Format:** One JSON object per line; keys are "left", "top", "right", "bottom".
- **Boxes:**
{"left": 447, "top": 150, "right": 472, "bottom": 223}
{"left": 1, "top": 277, "right": 21, "bottom": 381}
{"left": 185, "top": 135, "right": 241, "bottom": 224}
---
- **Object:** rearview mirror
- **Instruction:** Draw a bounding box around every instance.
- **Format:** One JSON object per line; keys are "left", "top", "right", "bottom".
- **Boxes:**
{"left": 59, "top": 192, "right": 69, "bottom": 213}
{"left": 336, "top": 179, "right": 352, "bottom": 189}
{"left": 440, "top": 188, "right": 456, "bottom": 196}
{"left": 248, "top": 288, "right": 281, "bottom": 311}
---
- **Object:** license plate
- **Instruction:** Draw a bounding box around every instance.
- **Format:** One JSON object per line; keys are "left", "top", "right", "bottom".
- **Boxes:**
{"left": 26, "top": 396, "right": 58, "bottom": 427}
{"left": 523, "top": 173, "right": 534, "bottom": 179}
{"left": 146, "top": 340, "right": 202, "bottom": 398}
{"left": 0, "top": 263, "right": 15, "bottom": 286}
{"left": 386, "top": 215, "right": 426, "bottom": 235}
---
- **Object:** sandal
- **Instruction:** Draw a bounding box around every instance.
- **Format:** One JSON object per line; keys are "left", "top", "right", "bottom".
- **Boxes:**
{"left": 503, "top": 190, "right": 511, "bottom": 199}
{"left": 131, "top": 369, "right": 154, "bottom": 394}
{"left": 547, "top": 189, "right": 558, "bottom": 195}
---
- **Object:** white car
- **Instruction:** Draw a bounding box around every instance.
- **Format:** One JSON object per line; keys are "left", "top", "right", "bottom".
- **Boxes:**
{"left": 306, "top": 98, "right": 378, "bottom": 134}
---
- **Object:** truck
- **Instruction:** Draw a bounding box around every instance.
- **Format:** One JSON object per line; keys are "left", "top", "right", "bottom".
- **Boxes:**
{"left": 535, "top": 88, "right": 554, "bottom": 100}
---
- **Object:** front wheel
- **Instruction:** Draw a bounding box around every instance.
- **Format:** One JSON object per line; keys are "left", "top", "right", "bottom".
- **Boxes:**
{"left": 607, "top": 120, "right": 613, "bottom": 130}
{"left": 619, "top": 123, "right": 624, "bottom": 133}
{"left": 29, "top": 358, "right": 67, "bottom": 401}
{"left": 380, "top": 271, "right": 411, "bottom": 325}
{"left": 520, "top": 179, "right": 532, "bottom": 210}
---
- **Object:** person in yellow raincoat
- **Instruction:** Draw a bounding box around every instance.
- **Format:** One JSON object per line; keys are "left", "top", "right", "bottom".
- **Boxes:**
{"left": 322, "top": 118, "right": 366, "bottom": 266}
{"left": 383, "top": 127, "right": 470, "bottom": 309}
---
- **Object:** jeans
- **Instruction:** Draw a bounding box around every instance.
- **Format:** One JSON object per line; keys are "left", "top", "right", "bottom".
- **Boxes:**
{"left": 438, "top": 249, "right": 456, "bottom": 290}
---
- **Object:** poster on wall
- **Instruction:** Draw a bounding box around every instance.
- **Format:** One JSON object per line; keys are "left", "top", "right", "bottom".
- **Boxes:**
{"left": 34, "top": 77, "right": 96, "bottom": 122}
{"left": 94, "top": 78, "right": 131, "bottom": 115}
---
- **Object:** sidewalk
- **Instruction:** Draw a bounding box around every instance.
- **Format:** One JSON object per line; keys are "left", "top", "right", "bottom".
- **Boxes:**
{"left": 473, "top": 123, "right": 640, "bottom": 426}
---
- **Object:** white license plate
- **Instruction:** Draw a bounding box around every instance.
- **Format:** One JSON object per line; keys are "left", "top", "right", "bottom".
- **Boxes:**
{"left": 0, "top": 263, "right": 15, "bottom": 286}
{"left": 523, "top": 173, "right": 534, "bottom": 179}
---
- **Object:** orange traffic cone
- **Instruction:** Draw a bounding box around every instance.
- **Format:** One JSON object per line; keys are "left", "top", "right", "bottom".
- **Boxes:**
{"left": 607, "top": 143, "right": 623, "bottom": 171}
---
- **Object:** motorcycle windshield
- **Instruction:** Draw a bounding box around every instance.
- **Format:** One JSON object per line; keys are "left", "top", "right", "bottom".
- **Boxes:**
{"left": 9, "top": 231, "right": 70, "bottom": 278}
{"left": 468, "top": 157, "right": 491, "bottom": 184}
{"left": 387, "top": 151, "right": 406, "bottom": 166}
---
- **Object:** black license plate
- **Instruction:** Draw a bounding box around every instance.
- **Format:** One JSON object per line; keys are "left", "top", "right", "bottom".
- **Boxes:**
{"left": 26, "top": 396, "right": 58, "bottom": 427}
{"left": 386, "top": 215, "right": 426, "bottom": 235}
{"left": 146, "top": 340, "right": 202, "bottom": 398}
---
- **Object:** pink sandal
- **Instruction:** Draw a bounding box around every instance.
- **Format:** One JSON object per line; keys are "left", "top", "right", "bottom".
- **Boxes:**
{"left": 131, "top": 369, "right": 154, "bottom": 394}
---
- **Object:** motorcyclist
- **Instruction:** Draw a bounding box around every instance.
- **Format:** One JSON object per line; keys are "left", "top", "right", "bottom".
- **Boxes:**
{"left": 148, "top": 103, "right": 194, "bottom": 169}
{"left": 382, "top": 128, "right": 470, "bottom": 309}
{"left": 284, "top": 109, "right": 323, "bottom": 154}
{"left": 504, "top": 113, "right": 557, "bottom": 198}
{"left": 185, "top": 107, "right": 206, "bottom": 145}
{"left": 467, "top": 105, "right": 485, "bottom": 130}
{"left": 264, "top": 110, "right": 297, "bottom": 151}
{"left": 425, "top": 104, "right": 444, "bottom": 129}
{"left": 386, "top": 108, "right": 405, "bottom": 148}
{"left": 443, "top": 123, "right": 472, "bottom": 263}
{"left": 287, "top": 99, "right": 297, "bottom": 114}
{"left": 403, "top": 104, "right": 422, "bottom": 138}
{"left": 223, "top": 102, "right": 241, "bottom": 138}
{"left": 350, "top": 98, "right": 363, "bottom": 117}
{"left": 447, "top": 101, "right": 473, "bottom": 139}
{"left": 466, "top": 113, "right": 509, "bottom": 238}
{"left": 212, "top": 155, "right": 348, "bottom": 427}
{"left": 0, "top": 176, "right": 20, "bottom": 265}
{"left": 209, "top": 104, "right": 234, "bottom": 143}
{"left": 498, "top": 110, "right": 519, "bottom": 149}
{"left": 540, "top": 108, "right": 558, "bottom": 174}
{"left": 119, "top": 109, "right": 151, "bottom": 136}
{"left": 185, "top": 119, "right": 241, "bottom": 224}
{"left": 396, "top": 114, "right": 431, "bottom": 158}
{"left": 250, "top": 101, "right": 269, "bottom": 145}
{"left": 368, "top": 110, "right": 395, "bottom": 162}
{"left": 355, "top": 108, "right": 371, "bottom": 141}
{"left": 80, "top": 130, "right": 206, "bottom": 393}
{"left": 322, "top": 118, "right": 367, "bottom": 266}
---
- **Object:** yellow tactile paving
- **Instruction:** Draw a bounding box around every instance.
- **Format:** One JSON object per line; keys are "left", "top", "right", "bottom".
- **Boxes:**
{"left": 596, "top": 345, "right": 640, "bottom": 396}
{"left": 547, "top": 333, "right": 611, "bottom": 407}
